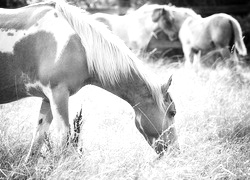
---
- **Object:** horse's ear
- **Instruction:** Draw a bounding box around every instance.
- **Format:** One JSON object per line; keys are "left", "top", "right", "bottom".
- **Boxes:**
{"left": 162, "top": 75, "right": 172, "bottom": 95}
{"left": 152, "top": 8, "right": 166, "bottom": 22}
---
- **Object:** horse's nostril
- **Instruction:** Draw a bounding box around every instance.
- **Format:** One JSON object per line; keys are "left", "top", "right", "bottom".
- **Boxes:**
{"left": 163, "top": 144, "right": 168, "bottom": 151}
{"left": 154, "top": 140, "right": 168, "bottom": 154}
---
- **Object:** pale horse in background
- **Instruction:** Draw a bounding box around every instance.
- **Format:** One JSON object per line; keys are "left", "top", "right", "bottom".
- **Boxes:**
{"left": 152, "top": 5, "right": 247, "bottom": 67}
{"left": 92, "top": 4, "right": 181, "bottom": 52}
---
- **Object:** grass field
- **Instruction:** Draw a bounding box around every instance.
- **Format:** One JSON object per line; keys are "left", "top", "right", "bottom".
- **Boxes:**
{"left": 1, "top": 57, "right": 250, "bottom": 179}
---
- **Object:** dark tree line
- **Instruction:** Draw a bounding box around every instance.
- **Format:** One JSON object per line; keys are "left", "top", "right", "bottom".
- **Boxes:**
{"left": 1, "top": 0, "right": 249, "bottom": 8}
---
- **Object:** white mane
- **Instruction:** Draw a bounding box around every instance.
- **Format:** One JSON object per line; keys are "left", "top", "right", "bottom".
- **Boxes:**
{"left": 54, "top": 2, "right": 136, "bottom": 85}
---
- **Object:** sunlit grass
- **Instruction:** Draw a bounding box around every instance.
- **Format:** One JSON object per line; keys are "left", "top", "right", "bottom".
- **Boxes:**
{"left": 1, "top": 56, "right": 250, "bottom": 179}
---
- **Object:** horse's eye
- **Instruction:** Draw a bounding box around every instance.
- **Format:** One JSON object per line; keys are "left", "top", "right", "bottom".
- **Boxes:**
{"left": 143, "top": 92, "right": 152, "bottom": 99}
{"left": 147, "top": 94, "right": 153, "bottom": 99}
{"left": 169, "top": 110, "right": 176, "bottom": 117}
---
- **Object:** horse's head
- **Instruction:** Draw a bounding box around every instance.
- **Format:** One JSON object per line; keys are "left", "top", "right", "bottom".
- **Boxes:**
{"left": 152, "top": 7, "right": 180, "bottom": 41}
{"left": 134, "top": 76, "right": 177, "bottom": 154}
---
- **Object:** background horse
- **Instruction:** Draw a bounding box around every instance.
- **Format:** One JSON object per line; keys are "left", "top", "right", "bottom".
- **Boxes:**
{"left": 0, "top": 1, "right": 176, "bottom": 161}
{"left": 92, "top": 4, "right": 173, "bottom": 51}
{"left": 153, "top": 6, "right": 247, "bottom": 67}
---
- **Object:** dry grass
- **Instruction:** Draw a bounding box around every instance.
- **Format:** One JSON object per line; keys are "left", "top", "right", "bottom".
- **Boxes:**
{"left": 1, "top": 57, "right": 250, "bottom": 179}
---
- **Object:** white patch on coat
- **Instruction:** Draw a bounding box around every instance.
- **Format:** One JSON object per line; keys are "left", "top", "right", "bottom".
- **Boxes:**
{"left": 36, "top": 9, "right": 75, "bottom": 62}
{"left": 24, "top": 76, "right": 52, "bottom": 98}
{"left": 0, "top": 29, "right": 28, "bottom": 53}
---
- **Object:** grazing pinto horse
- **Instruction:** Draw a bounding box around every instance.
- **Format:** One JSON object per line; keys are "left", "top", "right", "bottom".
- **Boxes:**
{"left": 0, "top": 2, "right": 177, "bottom": 161}
{"left": 153, "top": 6, "right": 247, "bottom": 66}
{"left": 92, "top": 4, "right": 174, "bottom": 51}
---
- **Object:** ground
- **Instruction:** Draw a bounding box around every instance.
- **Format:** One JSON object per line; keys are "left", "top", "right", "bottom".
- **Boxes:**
{"left": 1, "top": 56, "right": 250, "bottom": 179}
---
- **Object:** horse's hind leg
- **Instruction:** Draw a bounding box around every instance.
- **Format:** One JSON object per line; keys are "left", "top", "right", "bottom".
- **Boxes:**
{"left": 25, "top": 99, "right": 52, "bottom": 162}
{"left": 182, "top": 45, "right": 194, "bottom": 68}
{"left": 193, "top": 50, "right": 202, "bottom": 70}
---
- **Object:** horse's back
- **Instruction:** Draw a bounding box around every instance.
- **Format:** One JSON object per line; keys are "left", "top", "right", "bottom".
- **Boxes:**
{"left": 180, "top": 17, "right": 210, "bottom": 49}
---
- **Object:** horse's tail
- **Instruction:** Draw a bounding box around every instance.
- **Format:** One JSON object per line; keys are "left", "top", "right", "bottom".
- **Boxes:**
{"left": 229, "top": 16, "right": 247, "bottom": 56}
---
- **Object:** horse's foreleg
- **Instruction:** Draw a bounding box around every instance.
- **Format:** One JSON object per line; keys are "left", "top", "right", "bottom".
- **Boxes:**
{"left": 49, "top": 85, "right": 70, "bottom": 152}
{"left": 25, "top": 99, "right": 52, "bottom": 162}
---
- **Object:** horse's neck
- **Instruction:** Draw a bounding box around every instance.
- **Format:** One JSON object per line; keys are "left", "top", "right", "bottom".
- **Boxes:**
{"left": 127, "top": 10, "right": 158, "bottom": 46}
{"left": 184, "top": 10, "right": 200, "bottom": 21}
{"left": 178, "top": 12, "right": 198, "bottom": 29}
{"left": 130, "top": 9, "right": 157, "bottom": 30}
{"left": 88, "top": 71, "right": 147, "bottom": 107}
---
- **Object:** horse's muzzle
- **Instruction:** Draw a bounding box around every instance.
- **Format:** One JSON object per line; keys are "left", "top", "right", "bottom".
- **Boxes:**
{"left": 153, "top": 126, "right": 178, "bottom": 154}
{"left": 153, "top": 139, "right": 168, "bottom": 154}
